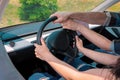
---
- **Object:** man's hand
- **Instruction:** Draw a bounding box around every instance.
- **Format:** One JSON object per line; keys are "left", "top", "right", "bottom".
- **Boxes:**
{"left": 50, "top": 12, "right": 73, "bottom": 23}
{"left": 62, "top": 19, "right": 87, "bottom": 31}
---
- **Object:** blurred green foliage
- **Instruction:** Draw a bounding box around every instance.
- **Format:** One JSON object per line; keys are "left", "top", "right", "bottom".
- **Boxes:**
{"left": 1, "top": 0, "right": 120, "bottom": 28}
{"left": 19, "top": 0, "right": 57, "bottom": 21}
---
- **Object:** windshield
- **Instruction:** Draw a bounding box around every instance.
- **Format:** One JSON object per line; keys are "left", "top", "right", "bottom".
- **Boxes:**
{"left": 0, "top": 0, "right": 104, "bottom": 28}
{"left": 107, "top": 1, "right": 120, "bottom": 12}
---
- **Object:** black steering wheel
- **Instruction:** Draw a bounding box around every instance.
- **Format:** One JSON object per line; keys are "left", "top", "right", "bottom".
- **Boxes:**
{"left": 37, "top": 16, "right": 78, "bottom": 63}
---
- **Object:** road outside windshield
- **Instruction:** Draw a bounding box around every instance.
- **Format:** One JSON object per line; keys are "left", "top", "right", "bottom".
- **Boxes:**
{"left": 0, "top": 0, "right": 104, "bottom": 28}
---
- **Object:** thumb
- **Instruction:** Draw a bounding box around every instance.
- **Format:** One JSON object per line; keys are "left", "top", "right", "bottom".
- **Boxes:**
{"left": 75, "top": 36, "right": 79, "bottom": 42}
{"left": 54, "top": 18, "right": 63, "bottom": 23}
{"left": 41, "top": 37, "right": 46, "bottom": 46}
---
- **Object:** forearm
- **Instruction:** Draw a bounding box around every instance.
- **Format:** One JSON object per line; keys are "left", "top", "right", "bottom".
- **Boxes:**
{"left": 46, "top": 55, "right": 79, "bottom": 80}
{"left": 46, "top": 54, "right": 108, "bottom": 80}
{"left": 77, "top": 25, "right": 112, "bottom": 50}
{"left": 69, "top": 12, "right": 107, "bottom": 25}
{"left": 80, "top": 47, "right": 119, "bottom": 67}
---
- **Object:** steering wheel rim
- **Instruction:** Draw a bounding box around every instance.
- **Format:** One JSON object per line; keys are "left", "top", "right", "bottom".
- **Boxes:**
{"left": 37, "top": 16, "right": 78, "bottom": 63}
{"left": 37, "top": 16, "right": 57, "bottom": 45}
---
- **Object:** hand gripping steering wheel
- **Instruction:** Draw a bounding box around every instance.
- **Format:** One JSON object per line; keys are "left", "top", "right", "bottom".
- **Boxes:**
{"left": 37, "top": 16, "right": 78, "bottom": 63}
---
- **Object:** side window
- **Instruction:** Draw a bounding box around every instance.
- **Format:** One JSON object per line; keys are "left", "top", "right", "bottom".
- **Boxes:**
{"left": 107, "top": 2, "right": 120, "bottom": 12}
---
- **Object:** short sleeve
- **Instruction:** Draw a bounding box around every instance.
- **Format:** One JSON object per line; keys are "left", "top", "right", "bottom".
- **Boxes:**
{"left": 104, "top": 11, "right": 120, "bottom": 27}
{"left": 110, "top": 40, "right": 120, "bottom": 55}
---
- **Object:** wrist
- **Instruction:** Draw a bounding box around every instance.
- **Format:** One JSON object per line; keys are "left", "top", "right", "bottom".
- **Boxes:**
{"left": 44, "top": 53, "right": 56, "bottom": 62}
{"left": 72, "top": 19, "right": 89, "bottom": 32}
{"left": 76, "top": 24, "right": 87, "bottom": 32}
{"left": 78, "top": 47, "right": 85, "bottom": 53}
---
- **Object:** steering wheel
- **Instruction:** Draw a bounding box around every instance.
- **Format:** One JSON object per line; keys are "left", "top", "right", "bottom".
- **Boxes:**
{"left": 37, "top": 16, "right": 78, "bottom": 63}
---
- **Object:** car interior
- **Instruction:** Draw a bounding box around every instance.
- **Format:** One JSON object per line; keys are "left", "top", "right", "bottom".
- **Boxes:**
{"left": 1, "top": 17, "right": 119, "bottom": 79}
{"left": 0, "top": 0, "right": 120, "bottom": 80}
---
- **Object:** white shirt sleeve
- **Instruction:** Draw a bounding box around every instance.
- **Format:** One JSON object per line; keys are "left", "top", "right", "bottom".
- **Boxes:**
{"left": 103, "top": 11, "right": 111, "bottom": 26}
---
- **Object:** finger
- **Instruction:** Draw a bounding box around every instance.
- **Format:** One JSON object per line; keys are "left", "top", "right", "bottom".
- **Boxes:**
{"left": 34, "top": 48, "right": 37, "bottom": 52}
{"left": 54, "top": 19, "right": 61, "bottom": 23}
{"left": 41, "top": 37, "right": 46, "bottom": 45}
{"left": 35, "top": 52, "right": 39, "bottom": 58}
{"left": 75, "top": 36, "right": 79, "bottom": 42}
{"left": 35, "top": 52, "right": 39, "bottom": 57}
{"left": 34, "top": 43, "right": 38, "bottom": 47}
{"left": 34, "top": 43, "right": 40, "bottom": 48}
{"left": 76, "top": 36, "right": 82, "bottom": 41}
{"left": 50, "top": 14, "right": 59, "bottom": 23}
{"left": 50, "top": 13, "right": 57, "bottom": 18}
{"left": 76, "top": 36, "right": 82, "bottom": 45}
{"left": 35, "top": 52, "right": 37, "bottom": 55}
{"left": 50, "top": 12, "right": 60, "bottom": 17}
{"left": 34, "top": 48, "right": 38, "bottom": 52}
{"left": 36, "top": 55, "right": 39, "bottom": 58}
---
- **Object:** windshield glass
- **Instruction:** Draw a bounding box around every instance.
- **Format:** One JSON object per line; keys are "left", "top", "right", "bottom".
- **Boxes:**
{"left": 0, "top": 0, "right": 104, "bottom": 28}
{"left": 107, "top": 1, "right": 120, "bottom": 12}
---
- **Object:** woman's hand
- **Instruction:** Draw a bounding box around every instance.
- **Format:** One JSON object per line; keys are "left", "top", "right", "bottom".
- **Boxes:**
{"left": 34, "top": 38, "right": 54, "bottom": 61}
{"left": 50, "top": 12, "right": 73, "bottom": 23}
{"left": 75, "top": 36, "right": 84, "bottom": 52}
